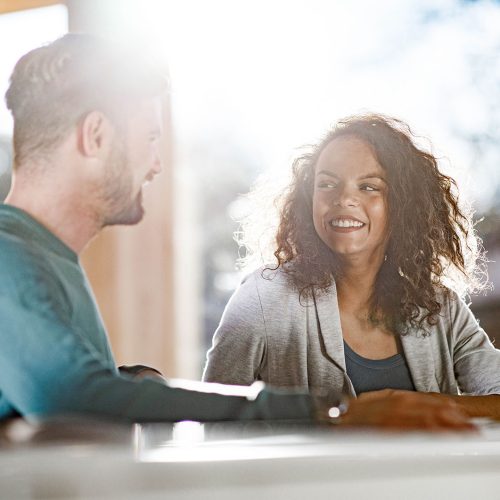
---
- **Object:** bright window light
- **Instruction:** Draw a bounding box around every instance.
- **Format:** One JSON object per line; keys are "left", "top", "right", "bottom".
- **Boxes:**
{"left": 0, "top": 5, "right": 68, "bottom": 137}
{"left": 92, "top": 0, "right": 500, "bottom": 210}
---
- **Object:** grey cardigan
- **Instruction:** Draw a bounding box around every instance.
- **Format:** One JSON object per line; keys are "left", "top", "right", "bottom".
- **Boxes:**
{"left": 203, "top": 267, "right": 500, "bottom": 397}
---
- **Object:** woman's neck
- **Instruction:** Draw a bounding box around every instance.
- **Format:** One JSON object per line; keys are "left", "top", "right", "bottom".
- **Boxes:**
{"left": 336, "top": 256, "right": 383, "bottom": 315}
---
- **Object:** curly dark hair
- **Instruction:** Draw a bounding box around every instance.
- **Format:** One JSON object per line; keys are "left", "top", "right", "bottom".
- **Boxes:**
{"left": 270, "top": 113, "right": 486, "bottom": 334}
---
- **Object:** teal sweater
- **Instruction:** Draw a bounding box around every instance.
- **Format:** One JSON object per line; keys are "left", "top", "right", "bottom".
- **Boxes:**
{"left": 0, "top": 205, "right": 313, "bottom": 423}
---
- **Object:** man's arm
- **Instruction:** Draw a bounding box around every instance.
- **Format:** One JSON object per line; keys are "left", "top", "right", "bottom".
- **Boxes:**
{"left": 0, "top": 285, "right": 476, "bottom": 428}
{"left": 0, "top": 295, "right": 314, "bottom": 423}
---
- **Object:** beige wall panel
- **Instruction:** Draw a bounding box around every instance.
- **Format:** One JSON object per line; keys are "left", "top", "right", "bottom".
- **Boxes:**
{"left": 82, "top": 150, "right": 176, "bottom": 375}
{"left": 69, "top": 0, "right": 177, "bottom": 376}
{"left": 0, "top": 0, "right": 62, "bottom": 14}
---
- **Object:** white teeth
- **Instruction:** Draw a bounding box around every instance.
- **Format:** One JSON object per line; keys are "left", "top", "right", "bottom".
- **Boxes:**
{"left": 331, "top": 219, "right": 364, "bottom": 228}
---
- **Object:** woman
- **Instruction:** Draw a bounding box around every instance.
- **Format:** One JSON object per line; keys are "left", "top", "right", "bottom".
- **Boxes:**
{"left": 203, "top": 113, "right": 500, "bottom": 419}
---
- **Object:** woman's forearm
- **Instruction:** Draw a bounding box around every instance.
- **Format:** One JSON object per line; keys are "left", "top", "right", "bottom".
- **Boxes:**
{"left": 445, "top": 394, "right": 500, "bottom": 419}
{"left": 359, "top": 389, "right": 500, "bottom": 422}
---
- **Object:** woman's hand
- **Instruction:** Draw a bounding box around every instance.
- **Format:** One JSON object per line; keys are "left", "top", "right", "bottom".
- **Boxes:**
{"left": 342, "top": 389, "right": 475, "bottom": 431}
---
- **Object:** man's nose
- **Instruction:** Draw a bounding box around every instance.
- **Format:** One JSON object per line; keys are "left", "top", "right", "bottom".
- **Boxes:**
{"left": 151, "top": 146, "right": 162, "bottom": 175}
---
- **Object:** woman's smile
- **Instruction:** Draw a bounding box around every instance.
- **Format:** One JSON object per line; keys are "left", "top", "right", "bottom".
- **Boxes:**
{"left": 329, "top": 216, "right": 366, "bottom": 232}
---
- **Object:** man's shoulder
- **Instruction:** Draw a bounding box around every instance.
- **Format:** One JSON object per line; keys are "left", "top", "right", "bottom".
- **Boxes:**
{"left": 0, "top": 227, "right": 49, "bottom": 281}
{"left": 0, "top": 227, "right": 32, "bottom": 260}
{"left": 0, "top": 227, "right": 73, "bottom": 320}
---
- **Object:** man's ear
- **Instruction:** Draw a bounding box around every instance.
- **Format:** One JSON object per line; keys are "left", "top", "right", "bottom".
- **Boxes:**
{"left": 77, "top": 111, "right": 114, "bottom": 158}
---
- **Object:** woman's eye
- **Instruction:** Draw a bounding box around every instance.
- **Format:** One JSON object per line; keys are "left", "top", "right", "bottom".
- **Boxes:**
{"left": 360, "top": 184, "right": 378, "bottom": 192}
{"left": 318, "top": 182, "right": 337, "bottom": 189}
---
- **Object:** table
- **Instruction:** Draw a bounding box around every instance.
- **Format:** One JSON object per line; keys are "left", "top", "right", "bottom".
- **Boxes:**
{"left": 2, "top": 418, "right": 500, "bottom": 499}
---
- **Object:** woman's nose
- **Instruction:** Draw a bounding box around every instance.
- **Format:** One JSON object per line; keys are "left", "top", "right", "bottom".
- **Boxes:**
{"left": 333, "top": 187, "right": 359, "bottom": 207}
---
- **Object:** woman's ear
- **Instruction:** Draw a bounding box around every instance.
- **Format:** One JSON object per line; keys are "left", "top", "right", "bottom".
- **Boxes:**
{"left": 77, "top": 111, "right": 114, "bottom": 159}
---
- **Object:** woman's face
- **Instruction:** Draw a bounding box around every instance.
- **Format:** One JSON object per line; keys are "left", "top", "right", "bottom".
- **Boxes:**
{"left": 312, "top": 135, "right": 389, "bottom": 266}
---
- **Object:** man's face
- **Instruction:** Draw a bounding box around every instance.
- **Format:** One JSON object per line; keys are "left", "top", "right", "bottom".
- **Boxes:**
{"left": 101, "top": 98, "right": 163, "bottom": 226}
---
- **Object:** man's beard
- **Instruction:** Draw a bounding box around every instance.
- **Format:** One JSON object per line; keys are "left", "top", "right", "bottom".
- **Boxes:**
{"left": 100, "top": 142, "right": 144, "bottom": 227}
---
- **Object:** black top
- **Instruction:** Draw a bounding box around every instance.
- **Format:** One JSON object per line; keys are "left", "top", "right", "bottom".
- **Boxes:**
{"left": 344, "top": 341, "right": 416, "bottom": 395}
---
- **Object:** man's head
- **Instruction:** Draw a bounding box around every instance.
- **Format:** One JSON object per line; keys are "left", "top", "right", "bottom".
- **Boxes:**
{"left": 5, "top": 34, "right": 168, "bottom": 226}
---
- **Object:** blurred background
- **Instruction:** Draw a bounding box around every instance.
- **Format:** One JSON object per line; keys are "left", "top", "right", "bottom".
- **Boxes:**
{"left": 0, "top": 0, "right": 499, "bottom": 379}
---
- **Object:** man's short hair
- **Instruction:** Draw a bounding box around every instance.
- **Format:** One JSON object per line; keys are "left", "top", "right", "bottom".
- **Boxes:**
{"left": 5, "top": 34, "right": 168, "bottom": 167}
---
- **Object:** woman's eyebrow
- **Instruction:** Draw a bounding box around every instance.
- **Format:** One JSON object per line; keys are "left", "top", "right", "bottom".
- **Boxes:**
{"left": 316, "top": 169, "right": 339, "bottom": 177}
{"left": 316, "top": 170, "right": 386, "bottom": 182}
{"left": 358, "top": 173, "right": 387, "bottom": 182}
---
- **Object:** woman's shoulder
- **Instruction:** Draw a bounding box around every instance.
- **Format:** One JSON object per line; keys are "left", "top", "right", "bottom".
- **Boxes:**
{"left": 421, "top": 286, "right": 477, "bottom": 337}
{"left": 237, "top": 264, "right": 300, "bottom": 300}
{"left": 220, "top": 266, "right": 298, "bottom": 324}
{"left": 241, "top": 264, "right": 292, "bottom": 286}
{"left": 435, "top": 287, "right": 469, "bottom": 314}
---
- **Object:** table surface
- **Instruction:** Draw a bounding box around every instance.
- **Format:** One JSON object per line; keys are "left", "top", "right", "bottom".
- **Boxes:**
{"left": 2, "top": 418, "right": 500, "bottom": 500}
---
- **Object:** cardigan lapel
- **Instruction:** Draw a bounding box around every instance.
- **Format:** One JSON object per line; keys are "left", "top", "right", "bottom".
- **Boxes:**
{"left": 313, "top": 283, "right": 347, "bottom": 374}
{"left": 401, "top": 328, "right": 440, "bottom": 393}
{"left": 312, "top": 284, "right": 440, "bottom": 395}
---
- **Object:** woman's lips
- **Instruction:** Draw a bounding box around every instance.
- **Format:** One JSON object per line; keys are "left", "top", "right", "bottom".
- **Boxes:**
{"left": 329, "top": 217, "right": 366, "bottom": 233}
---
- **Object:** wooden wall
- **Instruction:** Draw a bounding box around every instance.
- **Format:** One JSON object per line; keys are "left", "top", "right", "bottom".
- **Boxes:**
{"left": 1, "top": 0, "right": 190, "bottom": 378}
{"left": 0, "top": 0, "right": 62, "bottom": 14}
{"left": 67, "top": 0, "right": 178, "bottom": 376}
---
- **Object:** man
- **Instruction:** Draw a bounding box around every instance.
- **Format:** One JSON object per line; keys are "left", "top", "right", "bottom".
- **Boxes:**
{"left": 0, "top": 34, "right": 471, "bottom": 429}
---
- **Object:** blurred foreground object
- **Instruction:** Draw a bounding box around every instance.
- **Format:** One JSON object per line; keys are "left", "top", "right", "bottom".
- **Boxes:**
{"left": 2, "top": 418, "right": 500, "bottom": 500}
